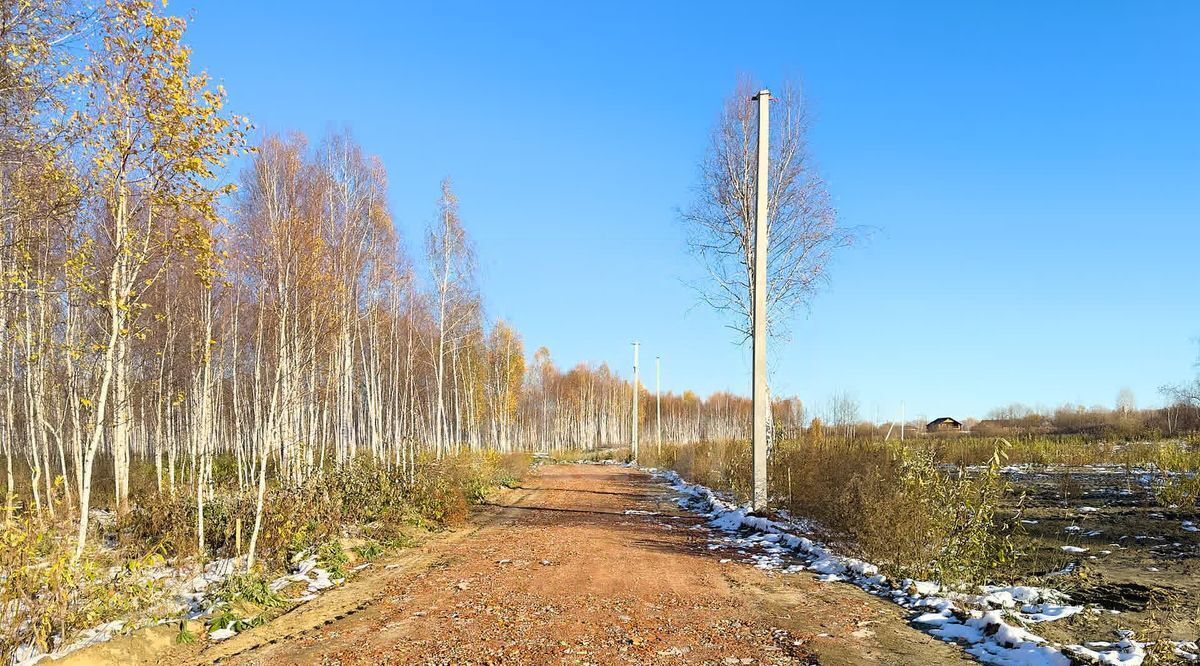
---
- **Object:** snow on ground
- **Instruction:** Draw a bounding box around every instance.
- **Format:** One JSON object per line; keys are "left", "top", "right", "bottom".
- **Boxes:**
{"left": 15, "top": 549, "right": 347, "bottom": 664}
{"left": 650, "top": 468, "right": 1196, "bottom": 666}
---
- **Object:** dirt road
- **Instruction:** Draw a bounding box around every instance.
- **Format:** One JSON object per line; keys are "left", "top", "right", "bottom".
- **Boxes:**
{"left": 186, "top": 464, "right": 969, "bottom": 665}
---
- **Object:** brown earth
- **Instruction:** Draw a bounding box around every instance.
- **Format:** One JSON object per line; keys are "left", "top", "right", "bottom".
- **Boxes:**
{"left": 999, "top": 467, "right": 1200, "bottom": 644}
{"left": 84, "top": 464, "right": 972, "bottom": 666}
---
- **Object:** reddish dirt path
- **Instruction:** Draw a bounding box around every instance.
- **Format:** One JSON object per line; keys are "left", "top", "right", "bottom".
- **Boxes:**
{"left": 195, "top": 464, "right": 970, "bottom": 665}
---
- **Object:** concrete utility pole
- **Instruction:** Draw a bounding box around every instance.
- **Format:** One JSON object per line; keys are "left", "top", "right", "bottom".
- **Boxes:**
{"left": 656, "top": 356, "right": 662, "bottom": 456}
{"left": 632, "top": 342, "right": 640, "bottom": 463}
{"left": 751, "top": 89, "right": 771, "bottom": 512}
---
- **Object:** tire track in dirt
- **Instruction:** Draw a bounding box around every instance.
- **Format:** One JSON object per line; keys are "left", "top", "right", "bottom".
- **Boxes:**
{"left": 180, "top": 464, "right": 972, "bottom": 665}
{"left": 179, "top": 485, "right": 542, "bottom": 665}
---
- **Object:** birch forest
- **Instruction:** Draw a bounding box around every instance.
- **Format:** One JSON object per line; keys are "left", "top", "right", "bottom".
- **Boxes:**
{"left": 0, "top": 0, "right": 809, "bottom": 582}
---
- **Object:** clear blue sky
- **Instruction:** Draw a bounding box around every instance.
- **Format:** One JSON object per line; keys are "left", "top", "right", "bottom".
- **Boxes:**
{"left": 185, "top": 1, "right": 1200, "bottom": 422}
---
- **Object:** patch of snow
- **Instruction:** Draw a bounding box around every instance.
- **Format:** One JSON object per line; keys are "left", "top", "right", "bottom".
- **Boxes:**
{"left": 1173, "top": 641, "right": 1199, "bottom": 661}
{"left": 649, "top": 468, "right": 1165, "bottom": 666}
{"left": 16, "top": 543, "right": 366, "bottom": 664}
{"left": 1021, "top": 603, "right": 1085, "bottom": 623}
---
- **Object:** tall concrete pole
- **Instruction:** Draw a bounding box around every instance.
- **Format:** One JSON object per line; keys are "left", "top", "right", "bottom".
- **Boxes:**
{"left": 632, "top": 342, "right": 640, "bottom": 463}
{"left": 751, "top": 89, "right": 771, "bottom": 513}
{"left": 656, "top": 356, "right": 662, "bottom": 456}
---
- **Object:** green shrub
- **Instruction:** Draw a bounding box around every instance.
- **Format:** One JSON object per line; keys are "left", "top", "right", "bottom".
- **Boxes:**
{"left": 205, "top": 572, "right": 287, "bottom": 635}
{"left": 353, "top": 540, "right": 384, "bottom": 560}
{"left": 316, "top": 540, "right": 350, "bottom": 579}
{"left": 209, "top": 573, "right": 287, "bottom": 610}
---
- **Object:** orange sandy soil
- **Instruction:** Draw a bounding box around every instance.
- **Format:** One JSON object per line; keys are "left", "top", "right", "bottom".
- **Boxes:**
{"left": 71, "top": 464, "right": 972, "bottom": 666}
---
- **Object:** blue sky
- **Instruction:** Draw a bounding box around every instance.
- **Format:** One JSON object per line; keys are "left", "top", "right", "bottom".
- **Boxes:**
{"left": 185, "top": 1, "right": 1200, "bottom": 421}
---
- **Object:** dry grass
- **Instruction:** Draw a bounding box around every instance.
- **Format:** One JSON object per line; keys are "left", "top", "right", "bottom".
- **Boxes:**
{"left": 642, "top": 438, "right": 1021, "bottom": 585}
{"left": 641, "top": 432, "right": 1200, "bottom": 584}
{"left": 913, "top": 434, "right": 1200, "bottom": 470}
{"left": 0, "top": 515, "right": 166, "bottom": 663}
{"left": 1, "top": 450, "right": 530, "bottom": 660}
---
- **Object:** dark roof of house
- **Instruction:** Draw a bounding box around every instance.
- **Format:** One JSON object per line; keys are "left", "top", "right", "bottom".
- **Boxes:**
{"left": 927, "top": 417, "right": 962, "bottom": 426}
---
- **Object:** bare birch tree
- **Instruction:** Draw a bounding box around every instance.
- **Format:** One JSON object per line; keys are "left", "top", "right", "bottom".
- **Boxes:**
{"left": 426, "top": 179, "right": 477, "bottom": 456}
{"left": 682, "top": 76, "right": 853, "bottom": 343}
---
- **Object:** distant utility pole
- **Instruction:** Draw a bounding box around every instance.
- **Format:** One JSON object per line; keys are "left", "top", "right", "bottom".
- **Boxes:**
{"left": 632, "top": 341, "right": 640, "bottom": 463}
{"left": 900, "top": 401, "right": 906, "bottom": 441}
{"left": 751, "top": 89, "right": 771, "bottom": 513}
{"left": 656, "top": 356, "right": 662, "bottom": 456}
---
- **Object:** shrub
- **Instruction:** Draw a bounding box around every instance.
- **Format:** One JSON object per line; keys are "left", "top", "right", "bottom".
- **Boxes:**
{"left": 119, "top": 487, "right": 257, "bottom": 560}
{"left": 208, "top": 573, "right": 286, "bottom": 610}
{"left": 651, "top": 438, "right": 1021, "bottom": 585}
{"left": 3, "top": 450, "right": 531, "bottom": 658}
{"left": 852, "top": 445, "right": 1020, "bottom": 583}
{"left": 205, "top": 572, "right": 287, "bottom": 634}
{"left": 1156, "top": 475, "right": 1200, "bottom": 512}
{"left": 316, "top": 540, "right": 350, "bottom": 579}
{"left": 1, "top": 517, "right": 163, "bottom": 662}
{"left": 353, "top": 540, "right": 384, "bottom": 560}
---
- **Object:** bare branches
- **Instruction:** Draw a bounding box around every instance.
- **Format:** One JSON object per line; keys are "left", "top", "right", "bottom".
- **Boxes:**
{"left": 1161, "top": 380, "right": 1200, "bottom": 408}
{"left": 683, "top": 77, "right": 854, "bottom": 343}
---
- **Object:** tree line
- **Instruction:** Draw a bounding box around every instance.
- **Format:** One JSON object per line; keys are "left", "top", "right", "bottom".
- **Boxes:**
{"left": 0, "top": 1, "right": 808, "bottom": 564}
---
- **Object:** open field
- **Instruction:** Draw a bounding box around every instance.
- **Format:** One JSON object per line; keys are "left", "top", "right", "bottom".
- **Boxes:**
{"left": 937, "top": 437, "right": 1200, "bottom": 646}
{"left": 629, "top": 436, "right": 1200, "bottom": 661}
{"left": 999, "top": 464, "right": 1200, "bottom": 646}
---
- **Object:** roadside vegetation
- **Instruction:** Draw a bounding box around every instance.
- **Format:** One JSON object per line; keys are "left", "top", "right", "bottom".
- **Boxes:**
{"left": 0, "top": 451, "right": 528, "bottom": 662}
{"left": 5, "top": 0, "right": 1199, "bottom": 663}
{"left": 566, "top": 410, "right": 1200, "bottom": 586}
{"left": 638, "top": 438, "right": 1022, "bottom": 584}
{"left": 1, "top": 0, "right": 701, "bottom": 661}
{"left": 627, "top": 420, "right": 1200, "bottom": 651}
{"left": 634, "top": 423, "right": 1200, "bottom": 587}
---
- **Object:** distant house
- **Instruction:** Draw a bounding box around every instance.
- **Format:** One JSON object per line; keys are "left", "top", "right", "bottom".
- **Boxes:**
{"left": 926, "top": 417, "right": 963, "bottom": 433}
